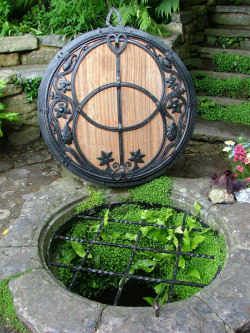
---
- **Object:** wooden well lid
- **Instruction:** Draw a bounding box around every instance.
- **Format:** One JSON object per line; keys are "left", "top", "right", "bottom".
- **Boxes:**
{"left": 38, "top": 9, "right": 196, "bottom": 187}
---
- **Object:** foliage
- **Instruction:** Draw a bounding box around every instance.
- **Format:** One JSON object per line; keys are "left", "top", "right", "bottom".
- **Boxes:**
{"left": 221, "top": 138, "right": 250, "bottom": 187}
{"left": 0, "top": 0, "right": 180, "bottom": 38}
{"left": 55, "top": 181, "right": 226, "bottom": 306}
{"left": 211, "top": 170, "right": 247, "bottom": 194}
{"left": 0, "top": 80, "right": 20, "bottom": 137}
{"left": 128, "top": 175, "right": 174, "bottom": 205}
{"left": 0, "top": 272, "right": 30, "bottom": 332}
{"left": 75, "top": 187, "right": 105, "bottom": 214}
{"left": 213, "top": 52, "right": 250, "bottom": 74}
{"left": 12, "top": 75, "right": 42, "bottom": 103}
{"left": 198, "top": 98, "right": 250, "bottom": 126}
{"left": 193, "top": 74, "right": 250, "bottom": 99}
{"left": 209, "top": 36, "right": 243, "bottom": 49}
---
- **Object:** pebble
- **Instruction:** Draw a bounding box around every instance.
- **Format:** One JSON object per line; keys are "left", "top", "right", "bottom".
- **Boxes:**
{"left": 1, "top": 191, "right": 14, "bottom": 199}
{"left": 14, "top": 168, "right": 30, "bottom": 176}
{"left": 0, "top": 209, "right": 11, "bottom": 220}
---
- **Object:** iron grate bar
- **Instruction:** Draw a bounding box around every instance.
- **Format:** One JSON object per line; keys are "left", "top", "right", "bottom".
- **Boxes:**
{"left": 167, "top": 212, "right": 187, "bottom": 303}
{"left": 68, "top": 217, "right": 105, "bottom": 289}
{"left": 54, "top": 235, "right": 214, "bottom": 259}
{"left": 48, "top": 201, "right": 220, "bottom": 308}
{"left": 77, "top": 215, "right": 206, "bottom": 232}
{"left": 50, "top": 261, "right": 208, "bottom": 288}
{"left": 113, "top": 230, "right": 142, "bottom": 305}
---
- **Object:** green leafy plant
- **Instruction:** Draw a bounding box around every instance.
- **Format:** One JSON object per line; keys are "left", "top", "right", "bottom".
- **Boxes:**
{"left": 0, "top": 80, "right": 20, "bottom": 137}
{"left": 210, "top": 36, "right": 243, "bottom": 49}
{"left": 54, "top": 186, "right": 226, "bottom": 306}
{"left": 193, "top": 74, "right": 250, "bottom": 99}
{"left": 198, "top": 98, "right": 250, "bottom": 125}
{"left": 0, "top": 271, "right": 30, "bottom": 332}
{"left": 12, "top": 75, "right": 42, "bottom": 103}
{"left": 1, "top": 0, "right": 180, "bottom": 38}
{"left": 213, "top": 52, "right": 250, "bottom": 74}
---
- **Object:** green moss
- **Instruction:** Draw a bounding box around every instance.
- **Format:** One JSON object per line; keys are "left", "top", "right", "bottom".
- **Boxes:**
{"left": 57, "top": 177, "right": 226, "bottom": 305}
{"left": 0, "top": 272, "right": 30, "bottom": 332}
{"left": 128, "top": 175, "right": 174, "bottom": 205}
{"left": 198, "top": 100, "right": 250, "bottom": 125}
{"left": 75, "top": 187, "right": 105, "bottom": 214}
{"left": 193, "top": 75, "right": 250, "bottom": 99}
{"left": 213, "top": 52, "right": 250, "bottom": 74}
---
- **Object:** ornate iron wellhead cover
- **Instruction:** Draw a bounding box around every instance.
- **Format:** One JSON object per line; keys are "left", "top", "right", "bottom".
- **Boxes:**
{"left": 38, "top": 8, "right": 197, "bottom": 187}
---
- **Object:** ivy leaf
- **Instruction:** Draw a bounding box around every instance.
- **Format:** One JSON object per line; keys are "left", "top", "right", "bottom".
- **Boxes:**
{"left": 166, "top": 229, "right": 174, "bottom": 241}
{"left": 103, "top": 209, "right": 109, "bottom": 226}
{"left": 175, "top": 226, "right": 183, "bottom": 234}
{"left": 194, "top": 201, "right": 201, "bottom": 215}
{"left": 89, "top": 224, "right": 100, "bottom": 232}
{"left": 122, "top": 233, "right": 137, "bottom": 241}
{"left": 178, "top": 255, "right": 185, "bottom": 269}
{"left": 140, "top": 226, "right": 153, "bottom": 237}
{"left": 165, "top": 208, "right": 173, "bottom": 221}
{"left": 173, "top": 235, "right": 178, "bottom": 249}
{"left": 190, "top": 236, "right": 205, "bottom": 251}
{"left": 136, "top": 259, "right": 157, "bottom": 273}
{"left": 99, "top": 232, "right": 108, "bottom": 241}
{"left": 187, "top": 267, "right": 200, "bottom": 279}
{"left": 181, "top": 229, "right": 190, "bottom": 252}
{"left": 71, "top": 241, "right": 92, "bottom": 258}
{"left": 111, "top": 232, "right": 120, "bottom": 240}
{"left": 58, "top": 249, "right": 77, "bottom": 264}
{"left": 143, "top": 297, "right": 155, "bottom": 306}
{"left": 186, "top": 216, "right": 196, "bottom": 231}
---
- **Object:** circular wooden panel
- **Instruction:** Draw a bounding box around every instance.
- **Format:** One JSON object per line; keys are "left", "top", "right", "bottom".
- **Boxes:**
{"left": 38, "top": 26, "right": 196, "bottom": 187}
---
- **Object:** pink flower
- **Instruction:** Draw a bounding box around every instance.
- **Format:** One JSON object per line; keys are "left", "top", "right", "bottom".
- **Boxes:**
{"left": 235, "top": 165, "right": 241, "bottom": 171}
{"left": 239, "top": 167, "right": 244, "bottom": 173}
{"left": 245, "top": 178, "right": 250, "bottom": 183}
{"left": 234, "top": 173, "right": 239, "bottom": 177}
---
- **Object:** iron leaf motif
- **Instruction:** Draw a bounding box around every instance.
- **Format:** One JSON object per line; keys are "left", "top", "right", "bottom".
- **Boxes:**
{"left": 58, "top": 77, "right": 71, "bottom": 93}
{"left": 63, "top": 57, "right": 73, "bottom": 71}
{"left": 97, "top": 151, "right": 114, "bottom": 171}
{"left": 54, "top": 102, "right": 71, "bottom": 119}
{"left": 62, "top": 123, "right": 73, "bottom": 145}
{"left": 129, "top": 149, "right": 145, "bottom": 171}
{"left": 158, "top": 54, "right": 171, "bottom": 70}
{"left": 166, "top": 75, "right": 178, "bottom": 90}
{"left": 167, "top": 121, "right": 177, "bottom": 141}
{"left": 167, "top": 98, "right": 183, "bottom": 114}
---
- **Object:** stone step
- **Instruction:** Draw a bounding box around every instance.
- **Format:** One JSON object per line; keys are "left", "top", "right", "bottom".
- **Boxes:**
{"left": 193, "top": 118, "right": 250, "bottom": 142}
{"left": 0, "top": 64, "right": 47, "bottom": 81}
{"left": 211, "top": 12, "right": 250, "bottom": 26}
{"left": 197, "top": 46, "right": 250, "bottom": 58}
{"left": 213, "top": 6, "right": 250, "bottom": 14}
{"left": 204, "top": 28, "right": 250, "bottom": 38}
{"left": 191, "top": 70, "right": 249, "bottom": 80}
{"left": 197, "top": 95, "right": 248, "bottom": 107}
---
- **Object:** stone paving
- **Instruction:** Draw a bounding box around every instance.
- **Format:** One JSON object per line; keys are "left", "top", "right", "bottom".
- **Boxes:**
{"left": 0, "top": 173, "right": 249, "bottom": 333}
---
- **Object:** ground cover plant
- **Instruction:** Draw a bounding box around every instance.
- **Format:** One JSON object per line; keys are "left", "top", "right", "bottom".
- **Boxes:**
{"left": 198, "top": 98, "right": 250, "bottom": 125}
{"left": 192, "top": 73, "right": 250, "bottom": 99}
{"left": 0, "top": 79, "right": 20, "bottom": 137}
{"left": 0, "top": 0, "right": 180, "bottom": 39}
{"left": 0, "top": 272, "right": 29, "bottom": 333}
{"left": 51, "top": 176, "right": 226, "bottom": 306}
{"left": 12, "top": 75, "right": 42, "bottom": 103}
{"left": 212, "top": 53, "right": 250, "bottom": 74}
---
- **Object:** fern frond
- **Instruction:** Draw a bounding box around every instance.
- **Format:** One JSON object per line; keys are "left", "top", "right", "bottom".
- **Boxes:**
{"left": 155, "top": 0, "right": 180, "bottom": 18}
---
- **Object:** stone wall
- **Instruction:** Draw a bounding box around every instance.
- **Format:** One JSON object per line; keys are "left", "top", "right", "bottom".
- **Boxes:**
{"left": 0, "top": 35, "right": 68, "bottom": 146}
{"left": 170, "top": 0, "right": 216, "bottom": 69}
{"left": 0, "top": 1, "right": 213, "bottom": 147}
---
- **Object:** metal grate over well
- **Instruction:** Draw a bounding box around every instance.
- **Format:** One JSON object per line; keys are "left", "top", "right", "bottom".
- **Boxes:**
{"left": 47, "top": 202, "right": 221, "bottom": 307}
